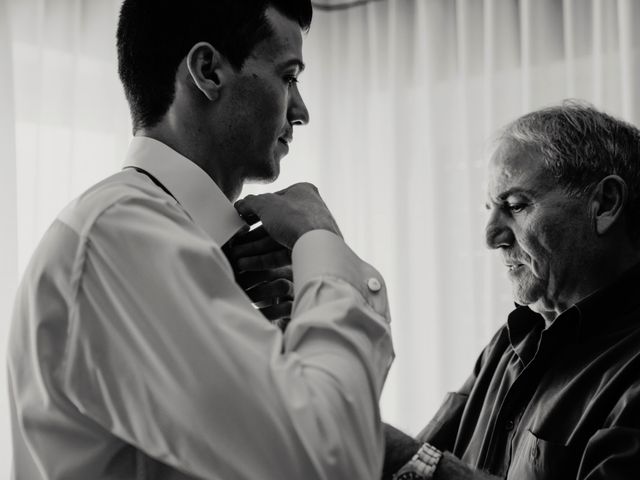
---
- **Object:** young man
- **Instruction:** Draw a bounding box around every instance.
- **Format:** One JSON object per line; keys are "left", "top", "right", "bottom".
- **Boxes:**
{"left": 8, "top": 1, "right": 394, "bottom": 478}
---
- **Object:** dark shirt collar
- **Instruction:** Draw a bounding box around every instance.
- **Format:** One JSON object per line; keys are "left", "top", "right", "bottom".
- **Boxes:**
{"left": 573, "top": 261, "right": 640, "bottom": 340}
{"left": 506, "top": 306, "right": 545, "bottom": 366}
{"left": 506, "top": 261, "right": 640, "bottom": 364}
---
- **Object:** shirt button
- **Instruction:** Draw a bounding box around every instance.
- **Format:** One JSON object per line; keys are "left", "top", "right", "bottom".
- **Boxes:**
{"left": 367, "top": 277, "right": 381, "bottom": 292}
{"left": 505, "top": 420, "right": 514, "bottom": 431}
{"left": 530, "top": 443, "right": 539, "bottom": 460}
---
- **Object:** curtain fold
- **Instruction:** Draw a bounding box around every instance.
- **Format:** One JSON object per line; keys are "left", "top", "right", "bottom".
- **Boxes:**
{"left": 10, "top": 0, "right": 130, "bottom": 274}
{"left": 4, "top": 0, "right": 640, "bottom": 467}
{"left": 0, "top": 0, "right": 18, "bottom": 466}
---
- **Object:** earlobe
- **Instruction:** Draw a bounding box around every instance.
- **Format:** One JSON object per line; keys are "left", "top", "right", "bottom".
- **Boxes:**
{"left": 186, "top": 42, "right": 226, "bottom": 101}
{"left": 593, "top": 175, "right": 627, "bottom": 235}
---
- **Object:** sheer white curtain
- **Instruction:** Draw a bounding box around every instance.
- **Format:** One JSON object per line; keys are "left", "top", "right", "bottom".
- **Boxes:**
{"left": 1, "top": 0, "right": 130, "bottom": 467}
{"left": 1, "top": 0, "right": 19, "bottom": 467}
{"left": 3, "top": 0, "right": 640, "bottom": 468}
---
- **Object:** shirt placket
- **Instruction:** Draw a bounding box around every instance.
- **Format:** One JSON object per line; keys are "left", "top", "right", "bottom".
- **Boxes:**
{"left": 480, "top": 326, "right": 563, "bottom": 475}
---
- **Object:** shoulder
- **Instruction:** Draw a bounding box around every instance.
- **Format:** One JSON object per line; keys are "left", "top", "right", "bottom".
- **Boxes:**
{"left": 57, "top": 169, "right": 182, "bottom": 238}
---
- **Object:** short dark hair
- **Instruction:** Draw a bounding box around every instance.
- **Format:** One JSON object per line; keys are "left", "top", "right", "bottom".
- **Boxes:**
{"left": 500, "top": 100, "right": 640, "bottom": 242}
{"left": 117, "top": 0, "right": 312, "bottom": 131}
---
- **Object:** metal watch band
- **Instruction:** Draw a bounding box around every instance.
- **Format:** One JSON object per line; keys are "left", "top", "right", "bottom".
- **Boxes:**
{"left": 393, "top": 442, "right": 442, "bottom": 480}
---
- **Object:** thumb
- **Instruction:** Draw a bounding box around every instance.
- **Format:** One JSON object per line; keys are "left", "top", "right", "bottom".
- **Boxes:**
{"left": 234, "top": 195, "right": 263, "bottom": 225}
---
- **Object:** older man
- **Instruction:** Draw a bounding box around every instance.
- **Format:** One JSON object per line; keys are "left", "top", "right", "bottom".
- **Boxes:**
{"left": 8, "top": 1, "right": 393, "bottom": 479}
{"left": 384, "top": 102, "right": 640, "bottom": 479}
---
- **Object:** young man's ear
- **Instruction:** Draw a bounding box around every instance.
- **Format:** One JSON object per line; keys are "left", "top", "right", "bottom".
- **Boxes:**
{"left": 591, "top": 175, "right": 627, "bottom": 235}
{"left": 186, "top": 42, "right": 229, "bottom": 101}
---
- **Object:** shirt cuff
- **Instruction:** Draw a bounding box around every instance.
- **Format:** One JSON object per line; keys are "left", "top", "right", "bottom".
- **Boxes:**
{"left": 292, "top": 230, "right": 389, "bottom": 319}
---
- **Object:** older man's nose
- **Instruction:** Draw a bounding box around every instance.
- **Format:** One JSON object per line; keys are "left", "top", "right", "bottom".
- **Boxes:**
{"left": 485, "top": 211, "right": 514, "bottom": 249}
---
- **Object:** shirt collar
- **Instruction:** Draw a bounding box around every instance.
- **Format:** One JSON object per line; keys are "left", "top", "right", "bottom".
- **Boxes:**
{"left": 572, "top": 260, "right": 640, "bottom": 339}
{"left": 123, "top": 136, "right": 247, "bottom": 246}
{"left": 507, "top": 260, "right": 640, "bottom": 362}
{"left": 506, "top": 305, "right": 545, "bottom": 366}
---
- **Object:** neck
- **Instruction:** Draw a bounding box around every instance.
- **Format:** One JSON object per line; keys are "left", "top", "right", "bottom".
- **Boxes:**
{"left": 136, "top": 122, "right": 242, "bottom": 202}
{"left": 536, "top": 245, "right": 640, "bottom": 328}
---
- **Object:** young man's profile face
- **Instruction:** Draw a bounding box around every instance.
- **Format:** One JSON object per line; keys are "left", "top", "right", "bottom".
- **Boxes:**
{"left": 218, "top": 6, "right": 310, "bottom": 185}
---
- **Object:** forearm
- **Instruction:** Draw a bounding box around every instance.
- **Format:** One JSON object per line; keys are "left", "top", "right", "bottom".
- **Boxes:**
{"left": 383, "top": 423, "right": 421, "bottom": 480}
{"left": 384, "top": 423, "right": 502, "bottom": 480}
{"left": 434, "top": 452, "right": 502, "bottom": 480}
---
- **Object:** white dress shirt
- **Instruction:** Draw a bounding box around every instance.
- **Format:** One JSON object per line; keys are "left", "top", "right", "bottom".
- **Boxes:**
{"left": 8, "top": 137, "right": 394, "bottom": 480}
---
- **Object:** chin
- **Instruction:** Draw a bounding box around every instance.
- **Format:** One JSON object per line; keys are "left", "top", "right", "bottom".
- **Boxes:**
{"left": 512, "top": 283, "right": 546, "bottom": 308}
{"left": 245, "top": 163, "right": 280, "bottom": 184}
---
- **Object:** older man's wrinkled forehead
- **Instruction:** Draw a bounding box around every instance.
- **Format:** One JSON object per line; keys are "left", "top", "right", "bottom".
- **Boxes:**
{"left": 487, "top": 140, "right": 558, "bottom": 202}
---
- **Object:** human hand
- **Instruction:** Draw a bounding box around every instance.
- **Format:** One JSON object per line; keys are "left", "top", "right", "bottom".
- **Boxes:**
{"left": 234, "top": 183, "right": 342, "bottom": 250}
{"left": 227, "top": 225, "right": 294, "bottom": 330}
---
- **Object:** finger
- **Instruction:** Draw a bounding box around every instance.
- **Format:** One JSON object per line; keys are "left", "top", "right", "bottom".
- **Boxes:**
{"left": 246, "top": 279, "right": 294, "bottom": 303}
{"left": 235, "top": 194, "right": 274, "bottom": 223}
{"left": 237, "top": 267, "right": 292, "bottom": 289}
{"left": 247, "top": 280, "right": 293, "bottom": 304}
{"left": 253, "top": 295, "right": 294, "bottom": 309}
{"left": 252, "top": 299, "right": 272, "bottom": 309}
{"left": 232, "top": 225, "right": 269, "bottom": 245}
{"left": 241, "top": 212, "right": 260, "bottom": 225}
{"left": 274, "top": 182, "right": 318, "bottom": 196}
{"left": 229, "top": 234, "right": 284, "bottom": 260}
{"left": 259, "top": 301, "right": 293, "bottom": 322}
{"left": 236, "top": 249, "right": 292, "bottom": 273}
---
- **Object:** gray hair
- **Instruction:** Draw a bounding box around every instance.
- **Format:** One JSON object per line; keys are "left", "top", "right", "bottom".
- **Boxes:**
{"left": 499, "top": 100, "right": 640, "bottom": 242}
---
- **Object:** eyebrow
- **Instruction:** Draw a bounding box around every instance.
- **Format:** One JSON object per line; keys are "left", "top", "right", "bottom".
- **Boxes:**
{"left": 279, "top": 58, "right": 306, "bottom": 72}
{"left": 495, "top": 188, "right": 536, "bottom": 201}
{"left": 485, "top": 188, "right": 536, "bottom": 208}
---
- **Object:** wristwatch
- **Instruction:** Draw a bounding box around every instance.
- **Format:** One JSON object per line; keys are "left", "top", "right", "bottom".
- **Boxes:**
{"left": 392, "top": 442, "right": 442, "bottom": 480}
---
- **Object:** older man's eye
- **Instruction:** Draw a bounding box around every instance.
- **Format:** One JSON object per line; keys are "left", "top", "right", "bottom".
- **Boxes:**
{"left": 507, "top": 203, "right": 526, "bottom": 213}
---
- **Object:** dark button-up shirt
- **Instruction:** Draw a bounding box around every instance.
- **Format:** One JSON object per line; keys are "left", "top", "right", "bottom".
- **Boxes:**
{"left": 418, "top": 263, "right": 640, "bottom": 479}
